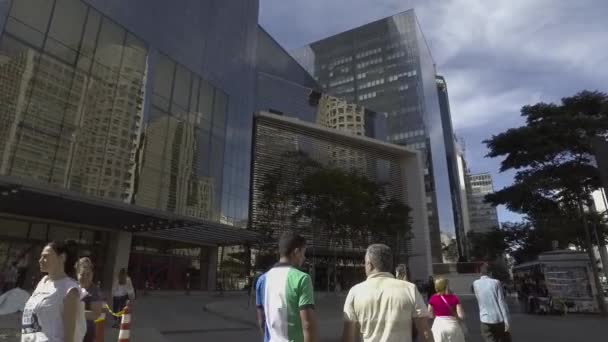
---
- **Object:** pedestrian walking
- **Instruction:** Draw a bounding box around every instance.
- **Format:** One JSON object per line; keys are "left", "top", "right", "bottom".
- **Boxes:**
{"left": 75, "top": 257, "right": 103, "bottom": 342}
{"left": 21, "top": 240, "right": 86, "bottom": 342}
{"left": 428, "top": 278, "right": 466, "bottom": 342}
{"left": 341, "top": 244, "right": 434, "bottom": 342}
{"left": 396, "top": 264, "right": 408, "bottom": 281}
{"left": 473, "top": 264, "right": 511, "bottom": 342}
{"left": 112, "top": 268, "right": 134, "bottom": 328}
{"left": 255, "top": 231, "right": 318, "bottom": 342}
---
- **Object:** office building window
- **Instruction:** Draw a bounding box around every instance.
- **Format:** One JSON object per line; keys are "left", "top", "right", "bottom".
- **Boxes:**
{"left": 358, "top": 92, "right": 377, "bottom": 101}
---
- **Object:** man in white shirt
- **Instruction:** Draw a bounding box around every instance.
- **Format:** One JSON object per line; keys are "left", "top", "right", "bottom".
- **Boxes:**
{"left": 341, "top": 244, "right": 434, "bottom": 342}
{"left": 473, "top": 264, "right": 511, "bottom": 342}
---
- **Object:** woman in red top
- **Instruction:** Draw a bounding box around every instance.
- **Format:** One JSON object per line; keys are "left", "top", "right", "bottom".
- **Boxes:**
{"left": 428, "top": 278, "right": 466, "bottom": 342}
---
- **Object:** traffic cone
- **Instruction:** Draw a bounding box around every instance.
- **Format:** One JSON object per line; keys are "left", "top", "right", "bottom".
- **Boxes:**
{"left": 117, "top": 303, "right": 131, "bottom": 342}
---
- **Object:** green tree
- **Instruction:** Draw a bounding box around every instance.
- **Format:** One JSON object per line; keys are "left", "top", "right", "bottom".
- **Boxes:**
{"left": 373, "top": 198, "right": 413, "bottom": 267}
{"left": 250, "top": 151, "right": 322, "bottom": 271}
{"left": 484, "top": 90, "right": 608, "bottom": 313}
{"left": 467, "top": 228, "right": 508, "bottom": 262}
{"left": 292, "top": 166, "right": 413, "bottom": 290}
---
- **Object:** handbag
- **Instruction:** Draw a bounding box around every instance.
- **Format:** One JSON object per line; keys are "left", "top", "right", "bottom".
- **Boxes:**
{"left": 439, "top": 295, "right": 468, "bottom": 337}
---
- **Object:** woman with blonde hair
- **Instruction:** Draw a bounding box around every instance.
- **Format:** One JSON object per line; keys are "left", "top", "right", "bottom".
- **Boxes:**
{"left": 428, "top": 277, "right": 467, "bottom": 342}
{"left": 75, "top": 257, "right": 103, "bottom": 342}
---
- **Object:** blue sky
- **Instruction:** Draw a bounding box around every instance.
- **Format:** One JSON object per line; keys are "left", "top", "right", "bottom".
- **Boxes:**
{"left": 259, "top": 0, "right": 608, "bottom": 224}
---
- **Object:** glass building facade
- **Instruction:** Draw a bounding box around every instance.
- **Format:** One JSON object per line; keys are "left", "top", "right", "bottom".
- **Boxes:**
{"left": 0, "top": 0, "right": 259, "bottom": 289}
{"left": 436, "top": 75, "right": 467, "bottom": 258}
{"left": 255, "top": 27, "right": 387, "bottom": 141}
{"left": 0, "top": 0, "right": 258, "bottom": 225}
{"left": 292, "top": 10, "right": 456, "bottom": 262}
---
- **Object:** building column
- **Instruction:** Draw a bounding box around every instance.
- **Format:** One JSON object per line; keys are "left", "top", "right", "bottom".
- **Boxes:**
{"left": 402, "top": 152, "right": 433, "bottom": 281}
{"left": 206, "top": 246, "right": 218, "bottom": 291}
{"left": 103, "top": 231, "right": 132, "bottom": 295}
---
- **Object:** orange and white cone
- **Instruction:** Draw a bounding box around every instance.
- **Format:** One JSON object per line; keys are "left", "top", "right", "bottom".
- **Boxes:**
{"left": 117, "top": 303, "right": 131, "bottom": 342}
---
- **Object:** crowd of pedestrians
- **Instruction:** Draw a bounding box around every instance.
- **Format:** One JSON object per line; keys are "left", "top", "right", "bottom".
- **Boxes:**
{"left": 255, "top": 231, "right": 512, "bottom": 342}
{"left": 14, "top": 240, "right": 134, "bottom": 342}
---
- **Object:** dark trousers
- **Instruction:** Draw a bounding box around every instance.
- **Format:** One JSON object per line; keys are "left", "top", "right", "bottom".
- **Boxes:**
{"left": 113, "top": 295, "right": 129, "bottom": 324}
{"left": 481, "top": 322, "right": 512, "bottom": 342}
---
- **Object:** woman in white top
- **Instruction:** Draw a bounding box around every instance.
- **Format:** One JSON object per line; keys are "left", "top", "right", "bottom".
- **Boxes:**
{"left": 111, "top": 268, "right": 134, "bottom": 327}
{"left": 21, "top": 241, "right": 86, "bottom": 342}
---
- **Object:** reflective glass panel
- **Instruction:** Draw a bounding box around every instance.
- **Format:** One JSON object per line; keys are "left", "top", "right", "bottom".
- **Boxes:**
{"left": 9, "top": 0, "right": 54, "bottom": 34}
{"left": 48, "top": 0, "right": 87, "bottom": 51}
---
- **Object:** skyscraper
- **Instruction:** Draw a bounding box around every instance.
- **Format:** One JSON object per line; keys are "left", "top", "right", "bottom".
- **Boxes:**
{"left": 436, "top": 75, "right": 467, "bottom": 258}
{"left": 292, "top": 10, "right": 456, "bottom": 262}
{"left": 466, "top": 173, "right": 500, "bottom": 233}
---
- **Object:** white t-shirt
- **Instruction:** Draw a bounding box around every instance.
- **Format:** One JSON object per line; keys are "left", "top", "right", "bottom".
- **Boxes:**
{"left": 343, "top": 272, "right": 429, "bottom": 342}
{"left": 21, "top": 276, "right": 86, "bottom": 342}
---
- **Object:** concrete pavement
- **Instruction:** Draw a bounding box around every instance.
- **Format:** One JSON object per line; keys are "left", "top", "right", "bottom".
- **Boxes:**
{"left": 2, "top": 291, "right": 607, "bottom": 341}
{"left": 204, "top": 292, "right": 608, "bottom": 342}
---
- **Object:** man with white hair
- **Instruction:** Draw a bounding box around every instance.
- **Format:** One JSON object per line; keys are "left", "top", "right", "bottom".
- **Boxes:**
{"left": 341, "top": 244, "right": 434, "bottom": 342}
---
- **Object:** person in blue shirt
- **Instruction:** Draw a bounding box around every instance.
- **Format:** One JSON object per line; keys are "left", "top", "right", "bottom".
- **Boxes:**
{"left": 473, "top": 264, "right": 511, "bottom": 342}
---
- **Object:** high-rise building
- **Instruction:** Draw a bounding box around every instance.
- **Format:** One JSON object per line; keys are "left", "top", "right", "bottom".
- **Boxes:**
{"left": 466, "top": 173, "right": 500, "bottom": 233}
{"left": 292, "top": 10, "right": 456, "bottom": 262}
{"left": 437, "top": 75, "right": 467, "bottom": 258}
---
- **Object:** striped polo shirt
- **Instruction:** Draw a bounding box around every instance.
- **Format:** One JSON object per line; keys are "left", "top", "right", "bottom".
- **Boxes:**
{"left": 256, "top": 263, "right": 315, "bottom": 342}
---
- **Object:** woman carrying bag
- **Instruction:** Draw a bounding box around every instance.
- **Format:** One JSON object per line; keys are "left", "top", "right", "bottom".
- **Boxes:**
{"left": 428, "top": 278, "right": 467, "bottom": 342}
{"left": 111, "top": 268, "right": 134, "bottom": 328}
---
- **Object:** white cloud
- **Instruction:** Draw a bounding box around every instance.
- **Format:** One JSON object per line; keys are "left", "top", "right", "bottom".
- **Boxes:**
{"left": 442, "top": 69, "right": 543, "bottom": 129}
{"left": 418, "top": 0, "right": 608, "bottom": 77}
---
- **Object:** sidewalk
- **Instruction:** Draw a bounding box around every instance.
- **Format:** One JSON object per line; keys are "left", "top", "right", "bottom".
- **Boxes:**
{"left": 204, "top": 292, "right": 608, "bottom": 342}
{"left": 203, "top": 291, "right": 345, "bottom": 326}
{"left": 0, "top": 292, "right": 255, "bottom": 342}
{"left": 103, "top": 291, "right": 252, "bottom": 342}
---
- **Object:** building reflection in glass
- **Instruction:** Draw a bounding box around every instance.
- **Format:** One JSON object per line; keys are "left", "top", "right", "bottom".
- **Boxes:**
{"left": 0, "top": 0, "right": 225, "bottom": 222}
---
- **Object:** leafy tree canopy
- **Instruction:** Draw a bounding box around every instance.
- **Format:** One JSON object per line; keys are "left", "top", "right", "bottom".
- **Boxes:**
{"left": 484, "top": 91, "right": 608, "bottom": 257}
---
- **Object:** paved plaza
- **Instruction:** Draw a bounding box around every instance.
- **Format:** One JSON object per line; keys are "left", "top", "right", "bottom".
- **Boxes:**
{"left": 2, "top": 291, "right": 607, "bottom": 341}
{"left": 111, "top": 291, "right": 608, "bottom": 341}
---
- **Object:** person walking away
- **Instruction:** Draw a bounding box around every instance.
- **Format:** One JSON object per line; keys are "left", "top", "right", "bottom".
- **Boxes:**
{"left": 2, "top": 262, "right": 18, "bottom": 292}
{"left": 255, "top": 231, "right": 318, "bottom": 342}
{"left": 396, "top": 264, "right": 408, "bottom": 281}
{"left": 21, "top": 240, "right": 86, "bottom": 342}
{"left": 112, "top": 268, "right": 134, "bottom": 328}
{"left": 428, "top": 278, "right": 466, "bottom": 342}
{"left": 341, "top": 244, "right": 434, "bottom": 342}
{"left": 473, "top": 264, "right": 511, "bottom": 342}
{"left": 75, "top": 257, "right": 103, "bottom": 342}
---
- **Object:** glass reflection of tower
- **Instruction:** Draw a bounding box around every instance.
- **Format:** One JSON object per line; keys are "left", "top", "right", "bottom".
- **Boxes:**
{"left": 0, "top": 49, "right": 87, "bottom": 186}
{"left": 138, "top": 110, "right": 215, "bottom": 220}
{"left": 69, "top": 43, "right": 147, "bottom": 202}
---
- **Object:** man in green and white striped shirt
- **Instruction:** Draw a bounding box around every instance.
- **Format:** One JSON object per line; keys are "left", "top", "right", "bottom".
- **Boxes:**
{"left": 256, "top": 231, "right": 318, "bottom": 342}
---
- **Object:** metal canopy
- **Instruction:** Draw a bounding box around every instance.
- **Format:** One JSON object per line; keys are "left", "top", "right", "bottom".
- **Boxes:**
{"left": 0, "top": 176, "right": 259, "bottom": 246}
{"left": 136, "top": 224, "right": 260, "bottom": 247}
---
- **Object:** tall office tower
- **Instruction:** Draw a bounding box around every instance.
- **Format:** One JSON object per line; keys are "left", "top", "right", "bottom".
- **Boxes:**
{"left": 292, "top": 10, "right": 455, "bottom": 262}
{"left": 466, "top": 173, "right": 500, "bottom": 233}
{"left": 436, "top": 75, "right": 467, "bottom": 258}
